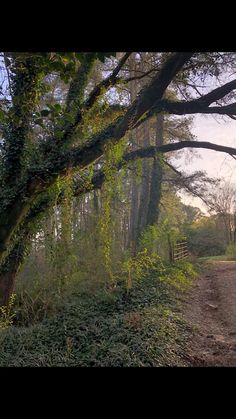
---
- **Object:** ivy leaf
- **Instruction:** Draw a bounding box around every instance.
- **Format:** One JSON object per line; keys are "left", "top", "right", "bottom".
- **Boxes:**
{"left": 45, "top": 104, "right": 62, "bottom": 115}
{"left": 0, "top": 109, "right": 6, "bottom": 122}
{"left": 40, "top": 109, "right": 51, "bottom": 117}
{"left": 54, "top": 103, "right": 62, "bottom": 112}
{"left": 65, "top": 112, "right": 75, "bottom": 123}
{"left": 35, "top": 118, "right": 44, "bottom": 127}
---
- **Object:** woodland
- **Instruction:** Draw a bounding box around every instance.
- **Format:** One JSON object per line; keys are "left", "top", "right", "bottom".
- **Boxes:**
{"left": 0, "top": 52, "right": 236, "bottom": 366}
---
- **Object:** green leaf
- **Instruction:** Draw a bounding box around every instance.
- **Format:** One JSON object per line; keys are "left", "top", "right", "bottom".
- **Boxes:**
{"left": 46, "top": 104, "right": 55, "bottom": 111}
{"left": 40, "top": 109, "right": 51, "bottom": 117}
{"left": 65, "top": 112, "right": 75, "bottom": 123}
{"left": 0, "top": 110, "right": 6, "bottom": 122}
{"left": 53, "top": 104, "right": 62, "bottom": 112}
{"left": 35, "top": 118, "right": 44, "bottom": 127}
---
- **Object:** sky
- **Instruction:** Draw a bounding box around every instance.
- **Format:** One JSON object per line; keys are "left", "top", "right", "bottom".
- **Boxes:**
{"left": 178, "top": 113, "right": 236, "bottom": 213}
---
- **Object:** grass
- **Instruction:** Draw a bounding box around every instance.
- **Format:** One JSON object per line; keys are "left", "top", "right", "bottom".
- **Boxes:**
{"left": 198, "top": 255, "right": 228, "bottom": 262}
{"left": 0, "top": 261, "right": 196, "bottom": 367}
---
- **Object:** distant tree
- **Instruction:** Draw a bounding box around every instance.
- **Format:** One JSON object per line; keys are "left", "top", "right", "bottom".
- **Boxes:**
{"left": 206, "top": 182, "right": 236, "bottom": 245}
{"left": 185, "top": 215, "right": 226, "bottom": 257}
{"left": 181, "top": 204, "right": 204, "bottom": 224}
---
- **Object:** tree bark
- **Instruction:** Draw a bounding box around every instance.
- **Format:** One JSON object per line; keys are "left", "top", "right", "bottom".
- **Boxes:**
{"left": 146, "top": 113, "right": 164, "bottom": 226}
{"left": 0, "top": 193, "right": 36, "bottom": 265}
{"left": 0, "top": 238, "right": 29, "bottom": 306}
{"left": 128, "top": 54, "right": 140, "bottom": 255}
{"left": 137, "top": 120, "right": 151, "bottom": 238}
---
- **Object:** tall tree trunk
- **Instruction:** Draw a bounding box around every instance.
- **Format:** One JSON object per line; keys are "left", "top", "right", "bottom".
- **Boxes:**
{"left": 147, "top": 113, "right": 164, "bottom": 226}
{"left": 136, "top": 120, "right": 151, "bottom": 238}
{"left": 93, "top": 190, "right": 100, "bottom": 250}
{"left": 127, "top": 54, "right": 140, "bottom": 255}
{"left": 129, "top": 171, "right": 140, "bottom": 255}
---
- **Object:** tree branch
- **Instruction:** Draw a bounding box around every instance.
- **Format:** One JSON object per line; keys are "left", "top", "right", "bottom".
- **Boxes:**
{"left": 164, "top": 160, "right": 216, "bottom": 209}
{"left": 59, "top": 53, "right": 131, "bottom": 147}
{"left": 133, "top": 79, "right": 236, "bottom": 128}
{"left": 123, "top": 141, "right": 236, "bottom": 160}
{"left": 39, "top": 52, "right": 194, "bottom": 181}
{"left": 82, "top": 52, "right": 131, "bottom": 111}
{"left": 114, "top": 52, "right": 194, "bottom": 138}
{"left": 194, "top": 78, "right": 236, "bottom": 106}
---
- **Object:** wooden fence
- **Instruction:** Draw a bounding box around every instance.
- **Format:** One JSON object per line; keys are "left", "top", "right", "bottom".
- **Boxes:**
{"left": 171, "top": 240, "right": 189, "bottom": 262}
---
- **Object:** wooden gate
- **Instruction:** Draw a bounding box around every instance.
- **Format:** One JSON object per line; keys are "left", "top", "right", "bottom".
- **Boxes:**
{"left": 172, "top": 240, "right": 188, "bottom": 261}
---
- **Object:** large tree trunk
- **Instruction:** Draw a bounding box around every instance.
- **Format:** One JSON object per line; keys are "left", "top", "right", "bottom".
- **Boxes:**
{"left": 0, "top": 237, "right": 29, "bottom": 306}
{"left": 0, "top": 272, "right": 16, "bottom": 306}
{"left": 0, "top": 194, "right": 51, "bottom": 305}
{"left": 0, "top": 195, "right": 34, "bottom": 265}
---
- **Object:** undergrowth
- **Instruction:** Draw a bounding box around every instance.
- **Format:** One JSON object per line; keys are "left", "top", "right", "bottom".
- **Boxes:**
{"left": 0, "top": 259, "right": 196, "bottom": 367}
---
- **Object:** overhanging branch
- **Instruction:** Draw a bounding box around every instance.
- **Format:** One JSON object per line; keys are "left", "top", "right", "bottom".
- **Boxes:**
{"left": 133, "top": 79, "right": 236, "bottom": 128}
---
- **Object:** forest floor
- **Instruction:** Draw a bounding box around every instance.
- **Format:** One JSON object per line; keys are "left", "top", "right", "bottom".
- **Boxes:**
{"left": 0, "top": 263, "right": 194, "bottom": 367}
{"left": 184, "top": 260, "right": 236, "bottom": 367}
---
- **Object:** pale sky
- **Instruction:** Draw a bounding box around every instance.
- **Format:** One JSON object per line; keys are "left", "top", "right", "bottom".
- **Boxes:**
{"left": 178, "top": 113, "right": 236, "bottom": 212}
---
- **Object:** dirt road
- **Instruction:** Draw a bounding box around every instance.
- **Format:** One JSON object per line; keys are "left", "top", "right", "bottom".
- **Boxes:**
{"left": 184, "top": 260, "right": 236, "bottom": 367}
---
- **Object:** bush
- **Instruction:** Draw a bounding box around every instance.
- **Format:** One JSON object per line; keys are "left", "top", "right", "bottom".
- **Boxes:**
{"left": 0, "top": 294, "right": 16, "bottom": 331}
{"left": 226, "top": 243, "right": 236, "bottom": 260}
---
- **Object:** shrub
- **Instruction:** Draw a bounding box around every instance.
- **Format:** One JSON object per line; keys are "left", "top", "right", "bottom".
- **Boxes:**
{"left": 226, "top": 243, "right": 236, "bottom": 260}
{"left": 0, "top": 294, "right": 16, "bottom": 331}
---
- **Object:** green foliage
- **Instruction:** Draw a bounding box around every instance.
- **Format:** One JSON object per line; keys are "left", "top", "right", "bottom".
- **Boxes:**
{"left": 121, "top": 249, "right": 164, "bottom": 291}
{"left": 0, "top": 264, "right": 195, "bottom": 367}
{"left": 0, "top": 51, "right": 208, "bottom": 367}
{"left": 185, "top": 216, "right": 226, "bottom": 257}
{"left": 139, "top": 222, "right": 185, "bottom": 261}
{"left": 182, "top": 204, "right": 203, "bottom": 224}
{"left": 158, "top": 260, "right": 197, "bottom": 291}
{"left": 226, "top": 243, "right": 236, "bottom": 260}
{"left": 0, "top": 294, "right": 16, "bottom": 331}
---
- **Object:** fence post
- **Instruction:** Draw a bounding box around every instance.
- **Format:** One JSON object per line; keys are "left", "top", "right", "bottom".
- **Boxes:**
{"left": 168, "top": 234, "right": 174, "bottom": 262}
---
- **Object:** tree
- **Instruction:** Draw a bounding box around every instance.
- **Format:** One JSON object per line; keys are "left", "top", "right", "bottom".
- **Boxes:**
{"left": 206, "top": 182, "right": 236, "bottom": 245}
{"left": 2, "top": 51, "right": 236, "bottom": 304}
{"left": 185, "top": 215, "right": 227, "bottom": 257}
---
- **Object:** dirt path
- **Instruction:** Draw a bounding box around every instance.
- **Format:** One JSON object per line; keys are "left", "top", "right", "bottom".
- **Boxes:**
{"left": 184, "top": 261, "right": 236, "bottom": 367}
